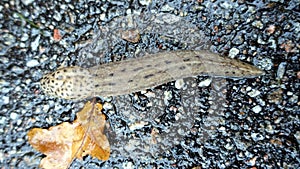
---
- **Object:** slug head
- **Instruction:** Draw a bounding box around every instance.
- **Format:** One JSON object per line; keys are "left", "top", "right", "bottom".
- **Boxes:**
{"left": 40, "top": 66, "right": 94, "bottom": 100}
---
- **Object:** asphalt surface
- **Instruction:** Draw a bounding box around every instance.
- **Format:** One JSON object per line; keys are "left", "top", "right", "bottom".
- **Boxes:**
{"left": 0, "top": 0, "right": 299, "bottom": 168}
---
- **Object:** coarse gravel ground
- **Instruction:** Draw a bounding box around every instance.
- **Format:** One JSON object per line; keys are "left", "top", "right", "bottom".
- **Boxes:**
{"left": 1, "top": 0, "right": 299, "bottom": 168}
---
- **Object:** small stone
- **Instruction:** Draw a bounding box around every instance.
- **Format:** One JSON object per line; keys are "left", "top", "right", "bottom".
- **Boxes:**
{"left": 265, "top": 124, "right": 274, "bottom": 134}
{"left": 225, "top": 143, "right": 233, "bottom": 150}
{"left": 175, "top": 79, "right": 185, "bottom": 89}
{"left": 20, "top": 33, "right": 29, "bottom": 41}
{"left": 53, "top": 11, "right": 62, "bottom": 21}
{"left": 31, "top": 35, "right": 40, "bottom": 51}
{"left": 247, "top": 89, "right": 261, "bottom": 97}
{"left": 164, "top": 91, "right": 172, "bottom": 104}
{"left": 129, "top": 121, "right": 148, "bottom": 131}
{"left": 100, "top": 13, "right": 106, "bottom": 21}
{"left": 252, "top": 105, "right": 262, "bottom": 113}
{"left": 246, "top": 156, "right": 257, "bottom": 166}
{"left": 246, "top": 86, "right": 252, "bottom": 91}
{"left": 161, "top": 4, "right": 175, "bottom": 12}
{"left": 1, "top": 96, "right": 9, "bottom": 104}
{"left": 26, "top": 59, "right": 39, "bottom": 67}
{"left": 289, "top": 95, "right": 298, "bottom": 104}
{"left": 42, "top": 104, "right": 50, "bottom": 113}
{"left": 252, "top": 20, "right": 263, "bottom": 29}
{"left": 0, "top": 116, "right": 6, "bottom": 124}
{"left": 266, "top": 25, "right": 276, "bottom": 34}
{"left": 3, "top": 33, "right": 16, "bottom": 46}
{"left": 218, "top": 126, "right": 226, "bottom": 131}
{"left": 276, "top": 62, "right": 286, "bottom": 79}
{"left": 294, "top": 131, "right": 300, "bottom": 145}
{"left": 198, "top": 78, "right": 212, "bottom": 87}
{"left": 268, "top": 39, "right": 277, "bottom": 49}
{"left": 10, "top": 112, "right": 19, "bottom": 120}
{"left": 122, "top": 161, "right": 134, "bottom": 169}
{"left": 253, "top": 58, "right": 273, "bottom": 71}
{"left": 21, "top": 0, "right": 35, "bottom": 5}
{"left": 229, "top": 48, "right": 239, "bottom": 58}
{"left": 251, "top": 133, "right": 264, "bottom": 142}
{"left": 257, "top": 37, "right": 267, "bottom": 44}
{"left": 11, "top": 66, "right": 24, "bottom": 74}
{"left": 175, "top": 112, "right": 183, "bottom": 121}
{"left": 103, "top": 102, "right": 113, "bottom": 110}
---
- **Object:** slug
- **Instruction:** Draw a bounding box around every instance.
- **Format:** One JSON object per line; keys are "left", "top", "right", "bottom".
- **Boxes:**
{"left": 40, "top": 50, "right": 264, "bottom": 100}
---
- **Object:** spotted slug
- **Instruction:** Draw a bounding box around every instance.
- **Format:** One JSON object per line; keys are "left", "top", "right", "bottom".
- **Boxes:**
{"left": 40, "top": 50, "right": 264, "bottom": 100}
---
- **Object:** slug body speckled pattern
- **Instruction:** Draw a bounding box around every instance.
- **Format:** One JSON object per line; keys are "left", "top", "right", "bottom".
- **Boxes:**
{"left": 40, "top": 50, "right": 264, "bottom": 100}
{"left": 40, "top": 66, "right": 95, "bottom": 100}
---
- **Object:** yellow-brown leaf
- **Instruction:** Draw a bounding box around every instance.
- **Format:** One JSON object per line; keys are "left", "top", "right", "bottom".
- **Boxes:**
{"left": 27, "top": 101, "right": 110, "bottom": 169}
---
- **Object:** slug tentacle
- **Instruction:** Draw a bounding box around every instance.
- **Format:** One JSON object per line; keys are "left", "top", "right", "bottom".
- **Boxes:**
{"left": 40, "top": 50, "right": 264, "bottom": 100}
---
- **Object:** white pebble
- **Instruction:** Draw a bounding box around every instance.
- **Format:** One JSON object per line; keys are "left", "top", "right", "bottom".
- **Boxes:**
{"left": 21, "top": 0, "right": 34, "bottom": 5}
{"left": 198, "top": 78, "right": 212, "bottom": 87}
{"left": 247, "top": 89, "right": 261, "bottom": 97}
{"left": 252, "top": 105, "right": 262, "bottom": 114}
{"left": 2, "top": 96, "right": 9, "bottom": 105}
{"left": 26, "top": 59, "right": 39, "bottom": 67}
{"left": 11, "top": 66, "right": 24, "bottom": 74}
{"left": 129, "top": 121, "right": 148, "bottom": 131}
{"left": 103, "top": 102, "right": 113, "bottom": 110}
{"left": 246, "top": 86, "right": 252, "bottom": 91}
{"left": 122, "top": 161, "right": 134, "bottom": 169}
{"left": 229, "top": 48, "right": 239, "bottom": 58}
{"left": 175, "top": 79, "right": 185, "bottom": 89}
{"left": 164, "top": 91, "right": 172, "bottom": 104}
{"left": 276, "top": 62, "right": 286, "bottom": 79}
{"left": 10, "top": 112, "right": 19, "bottom": 120}
{"left": 0, "top": 116, "right": 6, "bottom": 124}
{"left": 31, "top": 35, "right": 40, "bottom": 51}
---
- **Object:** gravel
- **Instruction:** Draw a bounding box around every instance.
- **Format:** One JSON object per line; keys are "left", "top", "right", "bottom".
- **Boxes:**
{"left": 1, "top": 0, "right": 299, "bottom": 168}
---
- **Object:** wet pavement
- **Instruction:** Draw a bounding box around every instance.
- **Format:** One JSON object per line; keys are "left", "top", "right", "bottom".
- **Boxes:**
{"left": 0, "top": 0, "right": 299, "bottom": 168}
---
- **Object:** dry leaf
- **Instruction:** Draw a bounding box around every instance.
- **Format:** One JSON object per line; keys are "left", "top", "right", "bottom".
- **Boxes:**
{"left": 28, "top": 102, "right": 110, "bottom": 169}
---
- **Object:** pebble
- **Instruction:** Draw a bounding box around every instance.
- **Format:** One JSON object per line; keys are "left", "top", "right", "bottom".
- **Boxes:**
{"left": 247, "top": 89, "right": 261, "bottom": 97}
{"left": 26, "top": 59, "right": 39, "bottom": 67}
{"left": 129, "top": 121, "right": 148, "bottom": 130}
{"left": 1, "top": 96, "right": 9, "bottom": 105}
{"left": 252, "top": 20, "right": 263, "bottom": 29}
{"left": 3, "top": 33, "right": 16, "bottom": 46}
{"left": 53, "top": 11, "right": 62, "bottom": 21}
{"left": 21, "top": 0, "right": 35, "bottom": 6}
{"left": 0, "top": 116, "right": 6, "bottom": 124}
{"left": 253, "top": 57, "right": 273, "bottom": 70}
{"left": 164, "top": 91, "right": 172, "bottom": 104}
{"left": 198, "top": 78, "right": 212, "bottom": 87}
{"left": 175, "top": 79, "right": 185, "bottom": 89}
{"left": 229, "top": 48, "right": 239, "bottom": 58}
{"left": 10, "top": 112, "right": 19, "bottom": 120}
{"left": 20, "top": 33, "right": 29, "bottom": 41}
{"left": 122, "top": 161, "right": 134, "bottom": 169}
{"left": 257, "top": 37, "right": 267, "bottom": 44}
{"left": 103, "top": 102, "right": 113, "bottom": 110}
{"left": 268, "top": 39, "right": 277, "bottom": 49}
{"left": 11, "top": 66, "right": 24, "bottom": 74}
{"left": 289, "top": 95, "right": 298, "bottom": 104}
{"left": 276, "top": 62, "right": 286, "bottom": 79}
{"left": 30, "top": 35, "right": 40, "bottom": 51}
{"left": 251, "top": 133, "right": 264, "bottom": 142}
{"left": 252, "top": 105, "right": 262, "bottom": 114}
{"left": 294, "top": 131, "right": 300, "bottom": 144}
